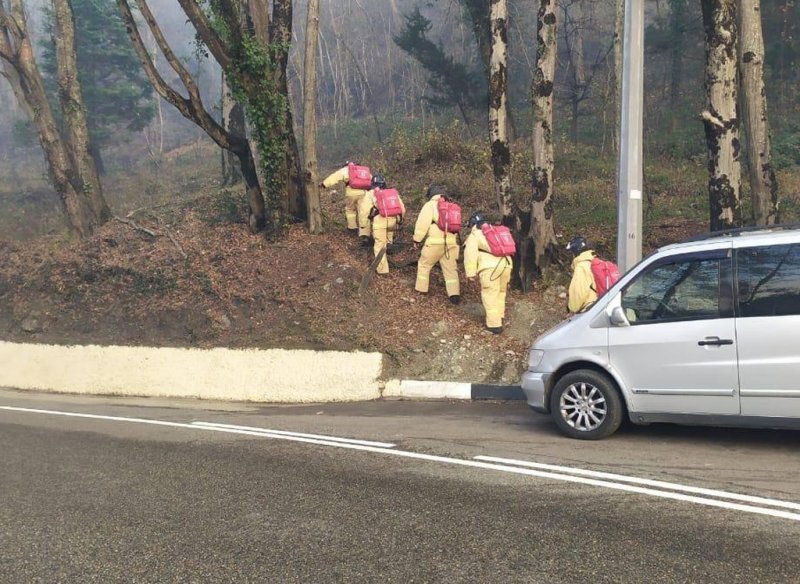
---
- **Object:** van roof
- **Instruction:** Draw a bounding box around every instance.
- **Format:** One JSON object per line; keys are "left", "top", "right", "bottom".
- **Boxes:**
{"left": 658, "top": 223, "right": 800, "bottom": 253}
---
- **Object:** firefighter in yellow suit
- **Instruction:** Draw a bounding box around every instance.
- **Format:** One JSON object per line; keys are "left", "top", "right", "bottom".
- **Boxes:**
{"left": 566, "top": 236, "right": 598, "bottom": 313}
{"left": 358, "top": 175, "right": 405, "bottom": 274}
{"left": 463, "top": 212, "right": 513, "bottom": 334}
{"left": 412, "top": 185, "right": 461, "bottom": 304}
{"left": 321, "top": 162, "right": 369, "bottom": 233}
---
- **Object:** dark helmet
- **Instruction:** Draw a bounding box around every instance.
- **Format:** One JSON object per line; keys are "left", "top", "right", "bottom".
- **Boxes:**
{"left": 566, "top": 236, "right": 588, "bottom": 255}
{"left": 426, "top": 184, "right": 446, "bottom": 199}
{"left": 467, "top": 212, "right": 488, "bottom": 229}
{"left": 371, "top": 174, "right": 387, "bottom": 189}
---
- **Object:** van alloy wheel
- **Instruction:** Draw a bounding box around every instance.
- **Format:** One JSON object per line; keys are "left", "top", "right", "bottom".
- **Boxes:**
{"left": 550, "top": 369, "right": 624, "bottom": 439}
{"left": 559, "top": 382, "right": 607, "bottom": 431}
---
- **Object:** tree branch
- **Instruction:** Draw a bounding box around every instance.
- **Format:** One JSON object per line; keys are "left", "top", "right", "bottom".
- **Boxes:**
{"left": 0, "top": 4, "right": 20, "bottom": 62}
{"left": 8, "top": 0, "right": 26, "bottom": 37}
{"left": 175, "top": 0, "right": 233, "bottom": 72}
{"left": 701, "top": 110, "right": 725, "bottom": 128}
{"left": 133, "top": 0, "right": 203, "bottom": 106}
{"left": 0, "top": 32, "right": 14, "bottom": 62}
{"left": 0, "top": 9, "right": 23, "bottom": 44}
{"left": 114, "top": 215, "right": 158, "bottom": 237}
{"left": 116, "top": 0, "right": 239, "bottom": 154}
{"left": 116, "top": 0, "right": 189, "bottom": 115}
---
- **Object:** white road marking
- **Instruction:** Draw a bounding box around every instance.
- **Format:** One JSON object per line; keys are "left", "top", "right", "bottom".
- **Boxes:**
{"left": 3, "top": 404, "right": 800, "bottom": 522}
{"left": 191, "top": 421, "right": 396, "bottom": 448}
{"left": 475, "top": 455, "right": 800, "bottom": 512}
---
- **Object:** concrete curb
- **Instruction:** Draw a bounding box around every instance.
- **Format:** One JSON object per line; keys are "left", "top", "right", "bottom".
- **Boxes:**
{"left": 0, "top": 341, "right": 524, "bottom": 404}
{"left": 384, "top": 380, "right": 525, "bottom": 401}
{"left": 0, "top": 341, "right": 383, "bottom": 403}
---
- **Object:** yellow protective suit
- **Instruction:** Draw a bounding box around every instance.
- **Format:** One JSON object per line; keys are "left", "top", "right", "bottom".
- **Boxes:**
{"left": 464, "top": 226, "right": 513, "bottom": 329}
{"left": 358, "top": 189, "right": 406, "bottom": 274}
{"left": 412, "top": 195, "right": 460, "bottom": 297}
{"left": 568, "top": 250, "right": 598, "bottom": 313}
{"left": 322, "top": 166, "right": 368, "bottom": 233}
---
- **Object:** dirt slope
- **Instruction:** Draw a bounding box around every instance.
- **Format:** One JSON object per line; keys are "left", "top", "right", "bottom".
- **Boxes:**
{"left": 0, "top": 193, "right": 569, "bottom": 383}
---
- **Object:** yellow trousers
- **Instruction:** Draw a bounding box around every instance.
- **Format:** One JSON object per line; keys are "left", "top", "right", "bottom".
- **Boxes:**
{"left": 345, "top": 191, "right": 366, "bottom": 231}
{"left": 415, "top": 242, "right": 461, "bottom": 297}
{"left": 479, "top": 261, "right": 512, "bottom": 328}
{"left": 372, "top": 219, "right": 398, "bottom": 274}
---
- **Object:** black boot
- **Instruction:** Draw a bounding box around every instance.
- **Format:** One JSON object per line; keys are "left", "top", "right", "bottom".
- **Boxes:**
{"left": 487, "top": 326, "right": 503, "bottom": 335}
{"left": 448, "top": 295, "right": 461, "bottom": 305}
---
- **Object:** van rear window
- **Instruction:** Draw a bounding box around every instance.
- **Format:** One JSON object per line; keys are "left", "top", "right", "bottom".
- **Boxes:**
{"left": 736, "top": 244, "right": 800, "bottom": 318}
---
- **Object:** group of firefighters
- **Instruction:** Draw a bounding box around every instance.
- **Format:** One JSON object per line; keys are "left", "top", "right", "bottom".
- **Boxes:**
{"left": 321, "top": 162, "right": 516, "bottom": 334}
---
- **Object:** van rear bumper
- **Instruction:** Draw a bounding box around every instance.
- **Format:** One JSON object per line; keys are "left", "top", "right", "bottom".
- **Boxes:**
{"left": 521, "top": 371, "right": 550, "bottom": 414}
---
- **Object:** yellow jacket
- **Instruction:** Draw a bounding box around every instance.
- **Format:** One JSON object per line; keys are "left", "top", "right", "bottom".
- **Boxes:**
{"left": 463, "top": 226, "right": 513, "bottom": 278}
{"left": 358, "top": 189, "right": 406, "bottom": 231}
{"left": 413, "top": 195, "right": 458, "bottom": 246}
{"left": 322, "top": 166, "right": 367, "bottom": 198}
{"left": 568, "top": 250, "right": 598, "bottom": 313}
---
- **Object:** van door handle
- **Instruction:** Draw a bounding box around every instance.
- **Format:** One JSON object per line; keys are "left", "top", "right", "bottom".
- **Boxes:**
{"left": 698, "top": 337, "right": 734, "bottom": 346}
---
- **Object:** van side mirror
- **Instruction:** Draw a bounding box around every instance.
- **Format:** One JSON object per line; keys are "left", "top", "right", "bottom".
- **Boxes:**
{"left": 609, "top": 306, "right": 629, "bottom": 327}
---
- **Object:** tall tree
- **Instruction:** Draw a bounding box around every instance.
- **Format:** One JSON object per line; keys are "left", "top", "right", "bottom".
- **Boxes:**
{"left": 0, "top": 0, "right": 110, "bottom": 237}
{"left": 120, "top": 0, "right": 307, "bottom": 234}
{"left": 42, "top": 0, "right": 154, "bottom": 174}
{"left": 394, "top": 7, "right": 484, "bottom": 127}
{"left": 738, "top": 0, "right": 778, "bottom": 225}
{"left": 490, "top": 0, "right": 511, "bottom": 218}
{"left": 117, "top": 0, "right": 267, "bottom": 232}
{"left": 516, "top": 0, "right": 558, "bottom": 292}
{"left": 303, "top": 0, "right": 322, "bottom": 234}
{"left": 700, "top": 0, "right": 742, "bottom": 231}
{"left": 268, "top": 0, "right": 306, "bottom": 222}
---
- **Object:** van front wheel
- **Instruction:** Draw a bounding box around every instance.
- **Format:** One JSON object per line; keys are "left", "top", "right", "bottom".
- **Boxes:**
{"left": 550, "top": 370, "right": 623, "bottom": 440}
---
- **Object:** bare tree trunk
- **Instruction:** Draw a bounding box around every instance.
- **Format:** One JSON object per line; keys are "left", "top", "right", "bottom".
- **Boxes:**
{"left": 271, "top": 0, "right": 306, "bottom": 223}
{"left": 738, "top": 0, "right": 778, "bottom": 225}
{"left": 490, "top": 0, "right": 511, "bottom": 220}
{"left": 519, "top": 0, "right": 559, "bottom": 292}
{"left": 612, "top": 0, "right": 623, "bottom": 152}
{"left": 462, "top": 0, "right": 516, "bottom": 140}
{"left": 700, "top": 0, "right": 743, "bottom": 230}
{"left": 303, "top": 0, "right": 322, "bottom": 234}
{"left": 52, "top": 0, "right": 110, "bottom": 223}
{"left": 0, "top": 0, "right": 108, "bottom": 237}
{"left": 221, "top": 71, "right": 244, "bottom": 186}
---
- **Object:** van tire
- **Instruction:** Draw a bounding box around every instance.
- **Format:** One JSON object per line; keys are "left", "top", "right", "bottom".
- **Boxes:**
{"left": 550, "top": 370, "right": 623, "bottom": 440}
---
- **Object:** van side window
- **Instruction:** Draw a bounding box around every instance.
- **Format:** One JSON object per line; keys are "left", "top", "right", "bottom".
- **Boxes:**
{"left": 621, "top": 258, "right": 722, "bottom": 324}
{"left": 736, "top": 244, "right": 800, "bottom": 317}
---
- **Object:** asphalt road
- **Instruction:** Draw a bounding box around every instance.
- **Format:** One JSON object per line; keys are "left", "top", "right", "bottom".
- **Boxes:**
{"left": 2, "top": 388, "right": 800, "bottom": 583}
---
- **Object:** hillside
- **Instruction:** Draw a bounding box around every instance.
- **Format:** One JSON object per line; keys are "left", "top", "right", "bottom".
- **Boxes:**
{"left": 2, "top": 127, "right": 798, "bottom": 383}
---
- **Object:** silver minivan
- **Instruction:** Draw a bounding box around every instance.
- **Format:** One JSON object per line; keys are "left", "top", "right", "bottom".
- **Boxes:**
{"left": 521, "top": 226, "right": 800, "bottom": 439}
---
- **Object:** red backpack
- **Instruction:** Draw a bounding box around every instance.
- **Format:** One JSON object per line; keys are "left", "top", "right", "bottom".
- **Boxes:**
{"left": 590, "top": 257, "right": 621, "bottom": 296}
{"left": 481, "top": 224, "right": 516, "bottom": 257}
{"left": 436, "top": 198, "right": 462, "bottom": 233}
{"left": 347, "top": 163, "right": 372, "bottom": 190}
{"left": 374, "top": 188, "right": 403, "bottom": 218}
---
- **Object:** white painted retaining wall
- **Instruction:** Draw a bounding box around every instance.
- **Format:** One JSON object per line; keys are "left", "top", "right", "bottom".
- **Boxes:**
{"left": 0, "top": 341, "right": 383, "bottom": 403}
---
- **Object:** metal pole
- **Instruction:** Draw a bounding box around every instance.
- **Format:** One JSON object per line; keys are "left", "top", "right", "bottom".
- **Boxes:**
{"left": 616, "top": 0, "right": 644, "bottom": 271}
